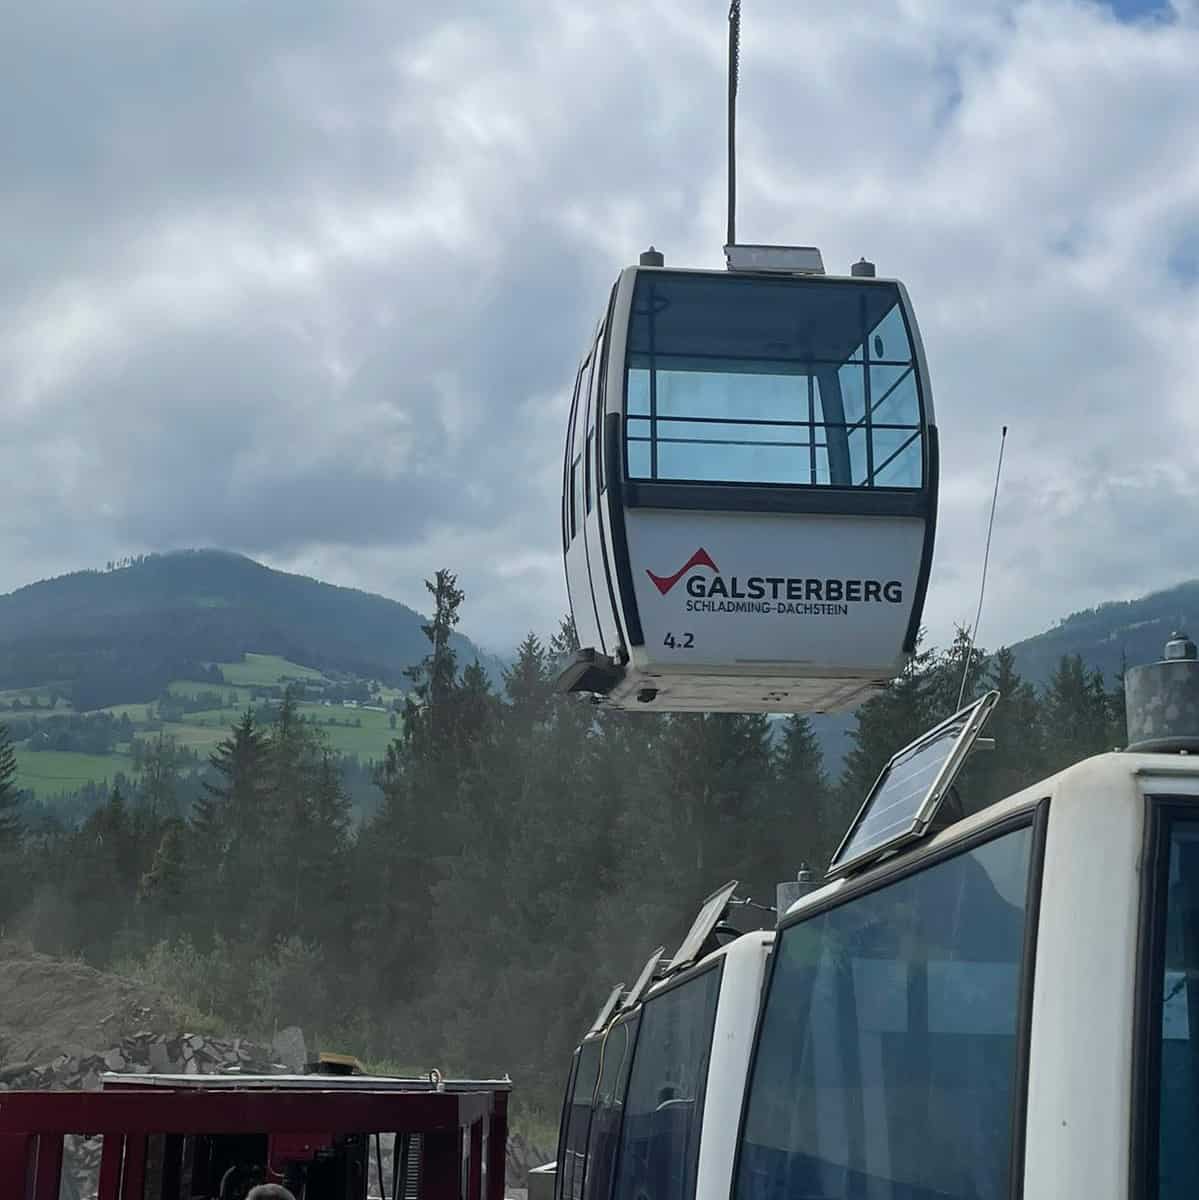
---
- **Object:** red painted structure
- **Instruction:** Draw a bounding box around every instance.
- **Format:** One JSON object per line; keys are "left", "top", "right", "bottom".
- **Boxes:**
{"left": 0, "top": 1083, "right": 509, "bottom": 1199}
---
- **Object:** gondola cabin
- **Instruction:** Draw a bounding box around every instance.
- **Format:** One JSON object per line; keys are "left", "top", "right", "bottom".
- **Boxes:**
{"left": 733, "top": 639, "right": 1199, "bottom": 1200}
{"left": 559, "top": 246, "right": 938, "bottom": 713}
{"left": 547, "top": 882, "right": 774, "bottom": 1200}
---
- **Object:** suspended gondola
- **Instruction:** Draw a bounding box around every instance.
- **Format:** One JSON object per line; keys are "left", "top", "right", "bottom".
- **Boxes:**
{"left": 557, "top": 243, "right": 938, "bottom": 713}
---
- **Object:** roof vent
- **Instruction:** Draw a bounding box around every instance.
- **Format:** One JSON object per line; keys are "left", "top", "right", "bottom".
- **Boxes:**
{"left": 775, "top": 863, "right": 817, "bottom": 922}
{"left": 639, "top": 246, "right": 665, "bottom": 267}
{"left": 1125, "top": 632, "right": 1199, "bottom": 754}
{"left": 851, "top": 257, "right": 876, "bottom": 277}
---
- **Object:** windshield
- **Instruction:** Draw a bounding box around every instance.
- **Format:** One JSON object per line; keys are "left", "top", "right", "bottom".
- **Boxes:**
{"left": 735, "top": 826, "right": 1035, "bottom": 1200}
{"left": 612, "top": 968, "right": 721, "bottom": 1200}
{"left": 1151, "top": 818, "right": 1199, "bottom": 1198}
{"left": 559, "top": 1040, "right": 603, "bottom": 1200}
{"left": 584, "top": 1016, "right": 641, "bottom": 1200}
{"left": 625, "top": 272, "right": 923, "bottom": 490}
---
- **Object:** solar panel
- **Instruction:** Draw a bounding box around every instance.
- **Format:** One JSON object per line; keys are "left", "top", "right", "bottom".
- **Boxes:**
{"left": 587, "top": 984, "right": 625, "bottom": 1036}
{"left": 620, "top": 945, "right": 667, "bottom": 1012}
{"left": 672, "top": 880, "right": 738, "bottom": 968}
{"left": 827, "top": 691, "right": 999, "bottom": 879}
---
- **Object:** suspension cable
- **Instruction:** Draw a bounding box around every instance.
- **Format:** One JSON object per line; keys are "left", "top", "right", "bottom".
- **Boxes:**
{"left": 727, "top": 0, "right": 741, "bottom": 247}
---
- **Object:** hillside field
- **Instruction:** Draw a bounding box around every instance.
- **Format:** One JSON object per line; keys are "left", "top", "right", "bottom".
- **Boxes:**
{"left": 15, "top": 750, "right": 137, "bottom": 794}
{"left": 7, "top": 652, "right": 403, "bottom": 799}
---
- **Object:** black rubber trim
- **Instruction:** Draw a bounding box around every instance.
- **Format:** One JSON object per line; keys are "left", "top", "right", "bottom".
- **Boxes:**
{"left": 730, "top": 804, "right": 1044, "bottom": 1200}
{"left": 605, "top": 411, "right": 644, "bottom": 647}
{"left": 622, "top": 478, "right": 931, "bottom": 517}
{"left": 904, "top": 423, "right": 939, "bottom": 654}
{"left": 580, "top": 340, "right": 606, "bottom": 653}
{"left": 1008, "top": 797, "right": 1050, "bottom": 1200}
{"left": 592, "top": 283, "right": 624, "bottom": 658}
{"left": 583, "top": 1009, "right": 644, "bottom": 1200}
{"left": 1130, "top": 794, "right": 1199, "bottom": 1200}
{"left": 553, "top": 1049, "right": 580, "bottom": 1200}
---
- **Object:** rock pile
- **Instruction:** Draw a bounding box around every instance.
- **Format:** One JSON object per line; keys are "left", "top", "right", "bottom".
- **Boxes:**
{"left": 0, "top": 1030, "right": 289, "bottom": 1091}
{"left": 0, "top": 1031, "right": 297, "bottom": 1200}
{"left": 506, "top": 1131, "right": 554, "bottom": 1188}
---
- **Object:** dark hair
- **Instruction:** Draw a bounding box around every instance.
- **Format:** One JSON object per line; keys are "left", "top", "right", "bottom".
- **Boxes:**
{"left": 245, "top": 1187, "right": 297, "bottom": 1200}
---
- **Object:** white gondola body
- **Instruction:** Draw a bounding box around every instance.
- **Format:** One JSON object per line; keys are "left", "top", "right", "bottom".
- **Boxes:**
{"left": 561, "top": 262, "right": 937, "bottom": 713}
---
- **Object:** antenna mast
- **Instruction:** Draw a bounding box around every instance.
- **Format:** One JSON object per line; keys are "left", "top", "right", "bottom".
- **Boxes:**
{"left": 956, "top": 426, "right": 1008, "bottom": 711}
{"left": 727, "top": 0, "right": 741, "bottom": 248}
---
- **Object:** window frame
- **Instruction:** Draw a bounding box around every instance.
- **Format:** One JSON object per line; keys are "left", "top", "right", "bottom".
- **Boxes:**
{"left": 1131, "top": 795, "right": 1199, "bottom": 1200}
{"left": 582, "top": 1010, "right": 644, "bottom": 1200}
{"left": 731, "top": 801, "right": 1049, "bottom": 1200}
{"left": 620, "top": 270, "right": 928, "bottom": 498}
{"left": 563, "top": 363, "right": 586, "bottom": 551}
{"left": 554, "top": 1048, "right": 582, "bottom": 1200}
{"left": 609, "top": 958, "right": 726, "bottom": 1200}
{"left": 560, "top": 1037, "right": 604, "bottom": 1200}
{"left": 570, "top": 457, "right": 582, "bottom": 542}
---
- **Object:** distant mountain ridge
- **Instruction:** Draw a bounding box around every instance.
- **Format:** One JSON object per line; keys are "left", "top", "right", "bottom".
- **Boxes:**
{"left": 0, "top": 550, "right": 499, "bottom": 709}
{"left": 1006, "top": 579, "right": 1199, "bottom": 685}
{"left": 810, "top": 577, "right": 1199, "bottom": 776}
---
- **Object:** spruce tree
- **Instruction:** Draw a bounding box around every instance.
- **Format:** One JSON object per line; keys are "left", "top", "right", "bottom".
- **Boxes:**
{"left": 0, "top": 721, "right": 22, "bottom": 924}
{"left": 0, "top": 722, "right": 20, "bottom": 851}
{"left": 504, "top": 633, "right": 552, "bottom": 729}
{"left": 975, "top": 647, "right": 1045, "bottom": 809}
{"left": 840, "top": 644, "right": 937, "bottom": 808}
{"left": 1043, "top": 654, "right": 1111, "bottom": 772}
{"left": 773, "top": 714, "right": 838, "bottom": 874}
{"left": 192, "top": 709, "right": 267, "bottom": 937}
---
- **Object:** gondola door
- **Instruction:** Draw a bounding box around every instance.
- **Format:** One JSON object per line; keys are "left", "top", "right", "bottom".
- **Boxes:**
{"left": 584, "top": 317, "right": 623, "bottom": 659}
{"left": 565, "top": 338, "right": 604, "bottom": 654}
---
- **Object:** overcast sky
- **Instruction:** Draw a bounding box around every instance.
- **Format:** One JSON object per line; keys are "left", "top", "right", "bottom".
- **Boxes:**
{"left": 2, "top": 0, "right": 1197, "bottom": 657}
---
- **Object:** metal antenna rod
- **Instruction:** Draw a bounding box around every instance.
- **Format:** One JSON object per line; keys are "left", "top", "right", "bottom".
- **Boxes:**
{"left": 727, "top": 0, "right": 741, "bottom": 247}
{"left": 956, "top": 425, "right": 1008, "bottom": 712}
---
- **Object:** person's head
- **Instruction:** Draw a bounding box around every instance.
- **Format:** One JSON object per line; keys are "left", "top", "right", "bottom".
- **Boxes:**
{"left": 246, "top": 1187, "right": 297, "bottom": 1200}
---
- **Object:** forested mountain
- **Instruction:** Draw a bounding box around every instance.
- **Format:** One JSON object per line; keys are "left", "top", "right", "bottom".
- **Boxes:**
{"left": 0, "top": 551, "right": 498, "bottom": 709}
{"left": 0, "top": 566, "right": 1140, "bottom": 1117}
{"left": 809, "top": 576, "right": 1199, "bottom": 775}
{"left": 1007, "top": 578, "right": 1199, "bottom": 685}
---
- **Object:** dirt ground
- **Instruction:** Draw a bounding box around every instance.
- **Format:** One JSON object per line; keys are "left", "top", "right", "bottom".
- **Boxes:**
{"left": 0, "top": 940, "right": 185, "bottom": 1068}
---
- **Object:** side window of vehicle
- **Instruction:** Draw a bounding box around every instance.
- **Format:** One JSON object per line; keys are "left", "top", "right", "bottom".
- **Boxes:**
{"left": 571, "top": 458, "right": 582, "bottom": 540}
{"left": 583, "top": 1015, "right": 641, "bottom": 1200}
{"left": 563, "top": 364, "right": 584, "bottom": 550}
{"left": 612, "top": 970, "right": 721, "bottom": 1200}
{"left": 585, "top": 430, "right": 595, "bottom": 514}
{"left": 560, "top": 1041, "right": 602, "bottom": 1200}
{"left": 1141, "top": 806, "right": 1199, "bottom": 1199}
{"left": 736, "top": 823, "right": 1037, "bottom": 1200}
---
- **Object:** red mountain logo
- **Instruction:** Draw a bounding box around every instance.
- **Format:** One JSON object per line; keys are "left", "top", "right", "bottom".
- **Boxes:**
{"left": 646, "top": 548, "right": 719, "bottom": 596}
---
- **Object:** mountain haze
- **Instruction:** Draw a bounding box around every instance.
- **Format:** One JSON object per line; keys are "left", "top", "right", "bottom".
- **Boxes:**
{"left": 1007, "top": 580, "right": 1199, "bottom": 686}
{"left": 0, "top": 550, "right": 498, "bottom": 709}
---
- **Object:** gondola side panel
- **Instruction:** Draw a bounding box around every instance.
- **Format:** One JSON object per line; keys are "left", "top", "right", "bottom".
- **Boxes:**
{"left": 624, "top": 509, "right": 923, "bottom": 674}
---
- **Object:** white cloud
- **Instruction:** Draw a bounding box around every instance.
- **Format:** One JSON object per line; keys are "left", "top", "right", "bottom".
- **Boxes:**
{"left": 1, "top": 0, "right": 1198, "bottom": 662}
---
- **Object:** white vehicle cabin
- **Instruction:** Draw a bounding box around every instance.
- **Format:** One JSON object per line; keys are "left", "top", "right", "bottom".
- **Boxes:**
{"left": 553, "top": 884, "right": 774, "bottom": 1200}
{"left": 558, "top": 246, "right": 938, "bottom": 715}
{"left": 732, "top": 640, "right": 1199, "bottom": 1200}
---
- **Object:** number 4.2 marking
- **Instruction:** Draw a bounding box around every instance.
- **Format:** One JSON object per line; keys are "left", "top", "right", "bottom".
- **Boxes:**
{"left": 663, "top": 633, "right": 695, "bottom": 649}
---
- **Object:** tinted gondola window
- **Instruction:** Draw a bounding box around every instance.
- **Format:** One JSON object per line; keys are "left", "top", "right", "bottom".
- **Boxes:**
{"left": 1148, "top": 817, "right": 1199, "bottom": 1199}
{"left": 560, "top": 1040, "right": 603, "bottom": 1200}
{"left": 584, "top": 1015, "right": 641, "bottom": 1200}
{"left": 736, "top": 827, "right": 1035, "bottom": 1200}
{"left": 625, "top": 273, "right": 923, "bottom": 489}
{"left": 612, "top": 969, "right": 720, "bottom": 1200}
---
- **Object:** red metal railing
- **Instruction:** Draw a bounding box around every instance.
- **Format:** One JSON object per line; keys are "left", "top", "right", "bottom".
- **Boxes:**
{"left": 0, "top": 1085, "right": 508, "bottom": 1200}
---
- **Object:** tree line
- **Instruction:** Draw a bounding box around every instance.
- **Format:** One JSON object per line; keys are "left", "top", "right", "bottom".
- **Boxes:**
{"left": 0, "top": 569, "right": 1129, "bottom": 1116}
